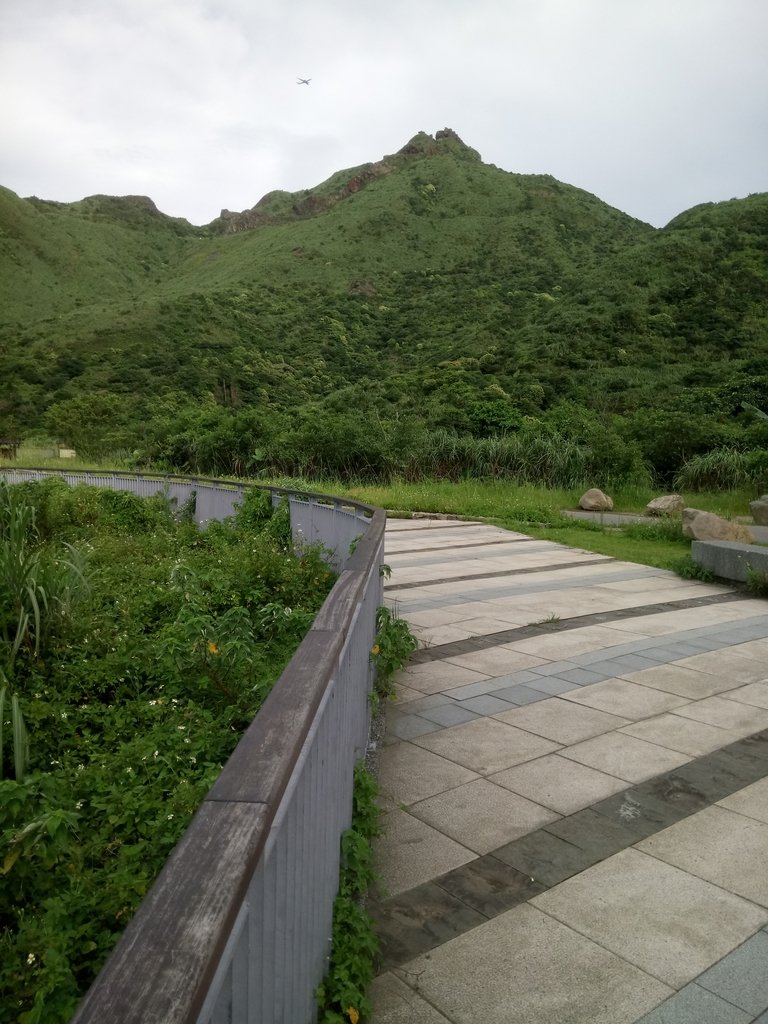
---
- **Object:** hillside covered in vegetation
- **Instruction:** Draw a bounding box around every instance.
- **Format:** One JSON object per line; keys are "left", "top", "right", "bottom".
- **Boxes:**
{"left": 2, "top": 128, "right": 767, "bottom": 487}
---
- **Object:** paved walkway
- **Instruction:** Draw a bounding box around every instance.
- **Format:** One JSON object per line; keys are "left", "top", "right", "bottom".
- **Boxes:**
{"left": 370, "top": 518, "right": 768, "bottom": 1024}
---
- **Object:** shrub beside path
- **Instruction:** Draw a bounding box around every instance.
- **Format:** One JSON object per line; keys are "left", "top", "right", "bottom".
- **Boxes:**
{"left": 370, "top": 517, "right": 768, "bottom": 1024}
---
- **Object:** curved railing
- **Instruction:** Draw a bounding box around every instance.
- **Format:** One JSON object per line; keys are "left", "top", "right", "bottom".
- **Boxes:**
{"left": 0, "top": 469, "right": 386, "bottom": 1024}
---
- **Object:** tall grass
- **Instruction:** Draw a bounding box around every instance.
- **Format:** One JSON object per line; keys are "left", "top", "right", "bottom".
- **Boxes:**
{"left": 0, "top": 481, "right": 90, "bottom": 780}
{"left": 675, "top": 448, "right": 768, "bottom": 495}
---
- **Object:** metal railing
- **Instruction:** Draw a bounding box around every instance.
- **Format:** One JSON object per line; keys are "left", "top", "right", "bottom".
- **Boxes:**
{"left": 1, "top": 469, "right": 385, "bottom": 1024}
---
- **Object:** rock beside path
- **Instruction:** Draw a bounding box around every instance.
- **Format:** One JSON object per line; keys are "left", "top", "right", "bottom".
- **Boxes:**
{"left": 646, "top": 494, "right": 684, "bottom": 516}
{"left": 579, "top": 488, "right": 613, "bottom": 511}
{"left": 682, "top": 508, "right": 753, "bottom": 543}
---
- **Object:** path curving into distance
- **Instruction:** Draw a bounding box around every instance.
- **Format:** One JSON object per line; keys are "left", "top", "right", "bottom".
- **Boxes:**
{"left": 371, "top": 518, "right": 768, "bottom": 1024}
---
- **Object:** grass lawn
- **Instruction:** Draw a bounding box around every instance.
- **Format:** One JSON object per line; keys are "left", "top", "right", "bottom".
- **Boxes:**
{"left": 2, "top": 461, "right": 757, "bottom": 571}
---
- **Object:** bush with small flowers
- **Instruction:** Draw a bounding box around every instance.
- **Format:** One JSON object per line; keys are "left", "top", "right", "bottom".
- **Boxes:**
{"left": 0, "top": 480, "right": 335, "bottom": 1023}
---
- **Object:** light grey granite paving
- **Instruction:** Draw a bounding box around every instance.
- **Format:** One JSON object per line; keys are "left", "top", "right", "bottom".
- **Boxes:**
{"left": 531, "top": 848, "right": 768, "bottom": 988}
{"left": 637, "top": 806, "right": 768, "bottom": 907}
{"left": 489, "top": 753, "right": 629, "bottom": 814}
{"left": 409, "top": 778, "right": 560, "bottom": 854}
{"left": 374, "top": 808, "right": 476, "bottom": 897}
{"left": 394, "top": 904, "right": 673, "bottom": 1024}
{"left": 374, "top": 518, "right": 768, "bottom": 1024}
{"left": 412, "top": 717, "right": 562, "bottom": 775}
{"left": 371, "top": 972, "right": 454, "bottom": 1023}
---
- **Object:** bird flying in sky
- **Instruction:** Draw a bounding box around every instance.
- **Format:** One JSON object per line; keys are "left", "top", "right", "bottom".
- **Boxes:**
{"left": 296, "top": 77, "right": 311, "bottom": 85}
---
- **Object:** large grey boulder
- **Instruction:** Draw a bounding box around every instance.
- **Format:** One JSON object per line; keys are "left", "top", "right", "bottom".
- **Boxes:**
{"left": 750, "top": 496, "right": 768, "bottom": 526}
{"left": 579, "top": 488, "right": 613, "bottom": 511}
{"left": 646, "top": 494, "right": 684, "bottom": 517}
{"left": 682, "top": 508, "right": 753, "bottom": 543}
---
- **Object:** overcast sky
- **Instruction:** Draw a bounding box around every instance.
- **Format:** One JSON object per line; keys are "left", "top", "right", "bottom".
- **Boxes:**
{"left": 1, "top": 0, "right": 766, "bottom": 228}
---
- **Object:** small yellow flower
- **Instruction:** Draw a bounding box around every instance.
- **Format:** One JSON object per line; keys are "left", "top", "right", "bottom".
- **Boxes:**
{"left": 208, "top": 641, "right": 219, "bottom": 655}
{"left": 346, "top": 1009, "right": 359, "bottom": 1024}
{"left": 371, "top": 644, "right": 380, "bottom": 656}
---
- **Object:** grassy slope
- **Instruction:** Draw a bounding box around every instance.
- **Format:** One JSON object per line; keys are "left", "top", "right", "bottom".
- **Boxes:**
{"left": 1, "top": 132, "right": 766, "bottom": 464}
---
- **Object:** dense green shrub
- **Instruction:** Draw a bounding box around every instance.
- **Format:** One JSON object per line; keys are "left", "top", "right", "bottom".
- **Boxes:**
{"left": 0, "top": 481, "right": 335, "bottom": 1023}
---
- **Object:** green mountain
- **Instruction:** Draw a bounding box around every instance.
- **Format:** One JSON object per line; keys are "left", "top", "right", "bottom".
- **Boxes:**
{"left": 1, "top": 129, "right": 767, "bottom": 485}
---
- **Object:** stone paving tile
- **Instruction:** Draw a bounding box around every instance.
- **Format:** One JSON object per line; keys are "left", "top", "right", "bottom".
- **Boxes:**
{"left": 550, "top": 666, "right": 613, "bottom": 685}
{"left": 370, "top": 882, "right": 487, "bottom": 969}
{"left": 718, "top": 777, "right": 768, "bottom": 823}
{"left": 409, "top": 623, "right": 475, "bottom": 646}
{"left": 532, "top": 848, "right": 768, "bottom": 989}
{"left": 635, "top": 646, "right": 703, "bottom": 664}
{"left": 503, "top": 624, "right": 643, "bottom": 659}
{"left": 394, "top": 659, "right": 490, "bottom": 696}
{"left": 684, "top": 635, "right": 742, "bottom": 652}
{"left": 373, "top": 809, "right": 476, "bottom": 897}
{"left": 729, "top": 639, "right": 768, "bottom": 663}
{"left": 394, "top": 904, "right": 673, "bottom": 1024}
{"left": 445, "top": 646, "right": 548, "bottom": 675}
{"left": 385, "top": 712, "right": 444, "bottom": 741}
{"left": 598, "top": 654, "right": 669, "bottom": 674}
{"left": 414, "top": 704, "right": 481, "bottom": 728}
{"left": 724, "top": 682, "right": 768, "bottom": 710}
{"left": 493, "top": 826, "right": 608, "bottom": 887}
{"left": 635, "top": 984, "right": 752, "bottom": 1023}
{"left": 520, "top": 675, "right": 584, "bottom": 696}
{"left": 672, "top": 697, "right": 768, "bottom": 736}
{"left": 670, "top": 745, "right": 768, "bottom": 805}
{"left": 399, "top": 693, "right": 458, "bottom": 713}
{"left": 620, "top": 664, "right": 745, "bottom": 700}
{"left": 561, "top": 731, "right": 692, "bottom": 783}
{"left": 454, "top": 615, "right": 530, "bottom": 636}
{"left": 675, "top": 650, "right": 768, "bottom": 685}
{"left": 519, "top": 659, "right": 583, "bottom": 676}
{"left": 378, "top": 741, "right": 479, "bottom": 806}
{"left": 489, "top": 753, "right": 629, "bottom": 815}
{"left": 488, "top": 683, "right": 547, "bottom": 705}
{"left": 434, "top": 853, "right": 546, "bottom": 916}
{"left": 392, "top": 682, "right": 423, "bottom": 704}
{"left": 454, "top": 693, "right": 519, "bottom": 714}
{"left": 370, "top": 972, "right": 454, "bottom": 1024}
{"left": 404, "top": 602, "right": 512, "bottom": 629}
{"left": 561, "top": 678, "right": 691, "bottom": 720}
{"left": 494, "top": 697, "right": 631, "bottom": 744}
{"left": 409, "top": 778, "right": 560, "bottom": 854}
{"left": 696, "top": 929, "right": 768, "bottom": 1015}
{"left": 618, "top": 714, "right": 742, "bottom": 757}
{"left": 547, "top": 804, "right": 648, "bottom": 850}
{"left": 412, "top": 717, "right": 561, "bottom": 775}
{"left": 440, "top": 670, "right": 543, "bottom": 701}
{"left": 613, "top": 772, "right": 711, "bottom": 829}
{"left": 637, "top": 805, "right": 768, "bottom": 907}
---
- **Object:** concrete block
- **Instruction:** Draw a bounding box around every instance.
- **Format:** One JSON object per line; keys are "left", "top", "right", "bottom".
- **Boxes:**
{"left": 692, "top": 539, "right": 768, "bottom": 583}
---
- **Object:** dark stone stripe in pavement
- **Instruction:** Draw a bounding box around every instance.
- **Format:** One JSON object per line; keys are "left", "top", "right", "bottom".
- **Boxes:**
{"left": 372, "top": 729, "right": 768, "bottom": 971}
{"left": 385, "top": 537, "right": 537, "bottom": 556}
{"left": 384, "top": 557, "right": 615, "bottom": 592}
{"left": 407, "top": 591, "right": 751, "bottom": 664}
